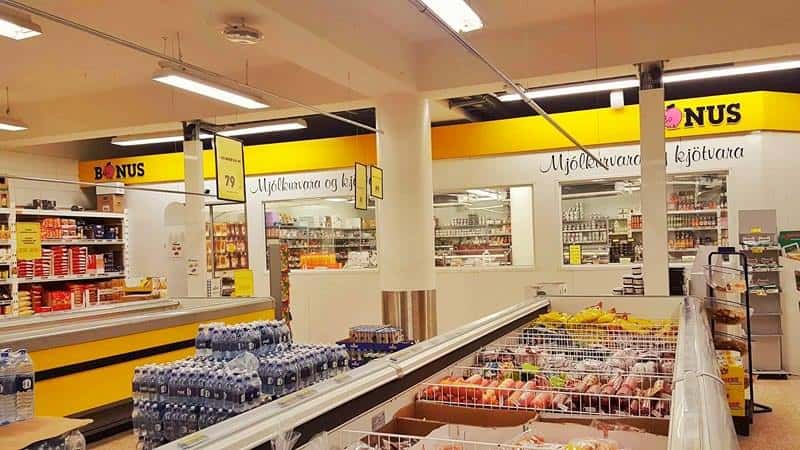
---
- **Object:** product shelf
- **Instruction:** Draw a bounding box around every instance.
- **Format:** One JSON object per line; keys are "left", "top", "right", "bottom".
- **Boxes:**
{"left": 667, "top": 227, "right": 720, "bottom": 231}
{"left": 666, "top": 209, "right": 723, "bottom": 215}
{"left": 435, "top": 233, "right": 512, "bottom": 238}
{"left": 0, "top": 240, "right": 10, "bottom": 246}
{"left": 14, "top": 209, "right": 125, "bottom": 219}
{"left": 15, "top": 272, "right": 125, "bottom": 284}
{"left": 562, "top": 228, "right": 608, "bottom": 233}
{"left": 40, "top": 239, "right": 124, "bottom": 246}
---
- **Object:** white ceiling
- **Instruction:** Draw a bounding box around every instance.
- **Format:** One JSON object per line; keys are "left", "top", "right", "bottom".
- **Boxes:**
{"left": 1, "top": 0, "right": 800, "bottom": 151}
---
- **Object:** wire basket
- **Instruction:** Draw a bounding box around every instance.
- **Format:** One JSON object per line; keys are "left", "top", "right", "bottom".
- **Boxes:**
{"left": 704, "top": 265, "right": 747, "bottom": 294}
{"left": 506, "top": 321, "right": 678, "bottom": 351}
{"left": 335, "top": 429, "right": 565, "bottom": 450}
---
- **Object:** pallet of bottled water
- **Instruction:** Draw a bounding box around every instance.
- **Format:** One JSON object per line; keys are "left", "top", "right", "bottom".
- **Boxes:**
{"left": 0, "top": 348, "right": 35, "bottom": 426}
{"left": 131, "top": 320, "right": 350, "bottom": 450}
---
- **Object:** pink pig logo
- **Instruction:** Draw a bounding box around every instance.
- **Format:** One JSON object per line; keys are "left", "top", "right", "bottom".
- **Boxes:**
{"left": 664, "top": 104, "right": 682, "bottom": 129}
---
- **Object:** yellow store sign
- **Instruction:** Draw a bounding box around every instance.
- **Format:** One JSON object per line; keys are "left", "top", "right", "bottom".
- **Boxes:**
{"left": 78, "top": 92, "right": 800, "bottom": 185}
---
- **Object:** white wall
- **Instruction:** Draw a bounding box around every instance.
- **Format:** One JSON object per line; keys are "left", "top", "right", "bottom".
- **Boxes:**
{"left": 122, "top": 132, "right": 800, "bottom": 343}
{"left": 0, "top": 149, "right": 88, "bottom": 208}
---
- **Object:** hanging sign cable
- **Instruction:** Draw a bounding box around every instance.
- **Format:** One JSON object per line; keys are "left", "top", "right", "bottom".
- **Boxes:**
{"left": 408, "top": 0, "right": 608, "bottom": 170}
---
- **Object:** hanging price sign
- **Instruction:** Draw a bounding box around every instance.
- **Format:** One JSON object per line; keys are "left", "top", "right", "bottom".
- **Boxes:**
{"left": 355, "top": 162, "right": 368, "bottom": 210}
{"left": 214, "top": 135, "right": 246, "bottom": 203}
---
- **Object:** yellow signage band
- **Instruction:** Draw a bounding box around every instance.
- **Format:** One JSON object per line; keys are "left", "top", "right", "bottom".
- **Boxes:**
{"left": 78, "top": 92, "right": 800, "bottom": 185}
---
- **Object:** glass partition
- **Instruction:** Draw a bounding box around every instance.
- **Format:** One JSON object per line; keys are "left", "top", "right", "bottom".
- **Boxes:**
{"left": 666, "top": 171, "right": 728, "bottom": 263}
{"left": 434, "top": 186, "right": 533, "bottom": 267}
{"left": 264, "top": 197, "right": 376, "bottom": 270}
{"left": 561, "top": 178, "right": 642, "bottom": 265}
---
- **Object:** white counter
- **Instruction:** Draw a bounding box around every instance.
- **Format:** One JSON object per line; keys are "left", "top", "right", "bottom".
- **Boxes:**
{"left": 289, "top": 265, "right": 631, "bottom": 343}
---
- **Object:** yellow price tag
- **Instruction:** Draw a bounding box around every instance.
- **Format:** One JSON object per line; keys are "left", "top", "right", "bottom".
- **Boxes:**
{"left": 233, "top": 269, "right": 254, "bottom": 297}
{"left": 214, "top": 135, "right": 246, "bottom": 203}
{"left": 16, "top": 222, "right": 42, "bottom": 261}
{"left": 568, "top": 244, "right": 582, "bottom": 265}
{"left": 370, "top": 165, "right": 383, "bottom": 199}
{"left": 355, "top": 162, "right": 368, "bottom": 210}
{"left": 750, "top": 227, "right": 762, "bottom": 234}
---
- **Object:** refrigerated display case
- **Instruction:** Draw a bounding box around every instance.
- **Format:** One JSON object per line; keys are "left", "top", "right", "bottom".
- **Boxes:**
{"left": 155, "top": 295, "right": 738, "bottom": 450}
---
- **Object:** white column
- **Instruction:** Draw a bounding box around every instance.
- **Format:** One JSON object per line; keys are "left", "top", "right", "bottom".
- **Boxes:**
{"left": 639, "top": 68, "right": 669, "bottom": 295}
{"left": 375, "top": 94, "right": 436, "bottom": 339}
{"left": 375, "top": 94, "right": 436, "bottom": 291}
{"left": 510, "top": 186, "right": 534, "bottom": 266}
{"left": 183, "top": 139, "right": 208, "bottom": 296}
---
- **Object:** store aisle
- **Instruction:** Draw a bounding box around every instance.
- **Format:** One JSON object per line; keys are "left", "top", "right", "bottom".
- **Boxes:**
{"left": 740, "top": 378, "right": 800, "bottom": 450}
{"left": 88, "top": 432, "right": 136, "bottom": 450}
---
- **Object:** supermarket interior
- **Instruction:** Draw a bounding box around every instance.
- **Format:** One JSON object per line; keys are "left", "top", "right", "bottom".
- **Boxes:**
{"left": 2, "top": 1, "right": 800, "bottom": 449}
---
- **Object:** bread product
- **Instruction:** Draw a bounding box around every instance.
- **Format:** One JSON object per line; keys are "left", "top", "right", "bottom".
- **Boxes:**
{"left": 565, "top": 438, "right": 619, "bottom": 450}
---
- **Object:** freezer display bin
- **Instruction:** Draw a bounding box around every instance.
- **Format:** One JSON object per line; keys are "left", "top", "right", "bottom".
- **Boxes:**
{"left": 156, "top": 296, "right": 738, "bottom": 450}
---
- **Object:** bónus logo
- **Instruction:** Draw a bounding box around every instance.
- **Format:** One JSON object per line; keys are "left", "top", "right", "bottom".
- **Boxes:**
{"left": 93, "top": 162, "right": 145, "bottom": 180}
{"left": 664, "top": 102, "right": 741, "bottom": 129}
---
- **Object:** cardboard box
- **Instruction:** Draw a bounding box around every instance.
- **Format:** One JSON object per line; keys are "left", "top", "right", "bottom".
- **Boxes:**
{"left": 97, "top": 194, "right": 124, "bottom": 213}
{"left": 0, "top": 416, "right": 91, "bottom": 449}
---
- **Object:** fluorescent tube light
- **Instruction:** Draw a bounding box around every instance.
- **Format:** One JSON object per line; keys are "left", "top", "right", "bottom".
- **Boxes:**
{"left": 497, "top": 77, "right": 639, "bottom": 102}
{"left": 112, "top": 119, "right": 306, "bottom": 146}
{"left": 420, "top": 0, "right": 483, "bottom": 33}
{"left": 152, "top": 62, "right": 269, "bottom": 109}
{"left": 501, "top": 59, "right": 800, "bottom": 102}
{"left": 325, "top": 197, "right": 349, "bottom": 202}
{"left": 219, "top": 119, "right": 307, "bottom": 137}
{"left": 0, "top": 116, "right": 28, "bottom": 131}
{"left": 663, "top": 60, "right": 800, "bottom": 83}
{"left": 111, "top": 131, "right": 213, "bottom": 146}
{"left": 0, "top": 9, "right": 42, "bottom": 40}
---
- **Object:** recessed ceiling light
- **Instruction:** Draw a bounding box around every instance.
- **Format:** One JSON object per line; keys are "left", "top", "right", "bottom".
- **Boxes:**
{"left": 419, "top": 0, "right": 483, "bottom": 33}
{"left": 152, "top": 61, "right": 269, "bottom": 109}
{"left": 0, "top": 8, "right": 42, "bottom": 40}
{"left": 0, "top": 116, "right": 28, "bottom": 132}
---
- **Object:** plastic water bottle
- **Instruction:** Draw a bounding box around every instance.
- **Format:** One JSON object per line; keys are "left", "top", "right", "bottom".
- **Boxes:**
{"left": 15, "top": 349, "right": 34, "bottom": 420}
{"left": 278, "top": 320, "right": 292, "bottom": 344}
{"left": 0, "top": 352, "right": 17, "bottom": 424}
{"left": 248, "top": 373, "right": 262, "bottom": 408}
{"left": 211, "top": 329, "right": 222, "bottom": 359}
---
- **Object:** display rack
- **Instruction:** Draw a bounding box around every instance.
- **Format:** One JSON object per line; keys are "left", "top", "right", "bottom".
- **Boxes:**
{"left": 0, "top": 181, "right": 128, "bottom": 319}
{"left": 705, "top": 249, "right": 765, "bottom": 436}
{"left": 266, "top": 223, "right": 376, "bottom": 270}
{"left": 435, "top": 222, "right": 512, "bottom": 267}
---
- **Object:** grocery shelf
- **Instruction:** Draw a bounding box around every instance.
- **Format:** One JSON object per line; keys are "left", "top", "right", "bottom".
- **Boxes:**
{"left": 668, "top": 227, "right": 719, "bottom": 231}
{"left": 0, "top": 240, "right": 10, "bottom": 245}
{"left": 751, "top": 312, "right": 782, "bottom": 316}
{"left": 667, "top": 209, "right": 722, "bottom": 215}
{"left": 669, "top": 248, "right": 699, "bottom": 252}
{"left": 562, "top": 228, "right": 608, "bottom": 233}
{"left": 41, "top": 239, "right": 124, "bottom": 245}
{"left": 0, "top": 279, "right": 11, "bottom": 286}
{"left": 563, "top": 240, "right": 606, "bottom": 245}
{"left": 16, "top": 272, "right": 125, "bottom": 283}
{"left": 435, "top": 233, "right": 511, "bottom": 238}
{"left": 0, "top": 208, "right": 10, "bottom": 215}
{"left": 15, "top": 209, "right": 125, "bottom": 219}
{"left": 435, "top": 223, "right": 509, "bottom": 229}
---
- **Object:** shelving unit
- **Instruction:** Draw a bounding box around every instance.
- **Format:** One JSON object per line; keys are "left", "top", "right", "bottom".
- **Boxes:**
{"left": 266, "top": 223, "right": 377, "bottom": 270}
{"left": 0, "top": 180, "right": 128, "bottom": 319}
{"left": 435, "top": 221, "right": 512, "bottom": 267}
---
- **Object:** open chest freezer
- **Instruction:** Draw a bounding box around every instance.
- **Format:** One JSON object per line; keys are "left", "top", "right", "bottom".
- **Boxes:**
{"left": 155, "top": 296, "right": 737, "bottom": 450}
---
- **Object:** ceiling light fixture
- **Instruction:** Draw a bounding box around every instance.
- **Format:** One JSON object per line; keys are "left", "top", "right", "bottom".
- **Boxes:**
{"left": 419, "top": 0, "right": 483, "bottom": 33}
{"left": 497, "top": 77, "right": 639, "bottom": 102}
{"left": 218, "top": 118, "right": 307, "bottom": 137}
{"left": 111, "top": 131, "right": 212, "bottom": 147}
{"left": 1, "top": 87, "right": 27, "bottom": 132}
{"left": 662, "top": 59, "right": 800, "bottom": 83}
{"left": 152, "top": 61, "right": 269, "bottom": 109}
{"left": 0, "top": 7, "right": 41, "bottom": 40}
{"left": 500, "top": 59, "right": 800, "bottom": 102}
{"left": 112, "top": 118, "right": 308, "bottom": 146}
{"left": 0, "top": 116, "right": 27, "bottom": 131}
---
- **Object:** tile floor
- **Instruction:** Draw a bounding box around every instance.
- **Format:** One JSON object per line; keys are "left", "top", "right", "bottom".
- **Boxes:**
{"left": 88, "top": 378, "right": 800, "bottom": 449}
